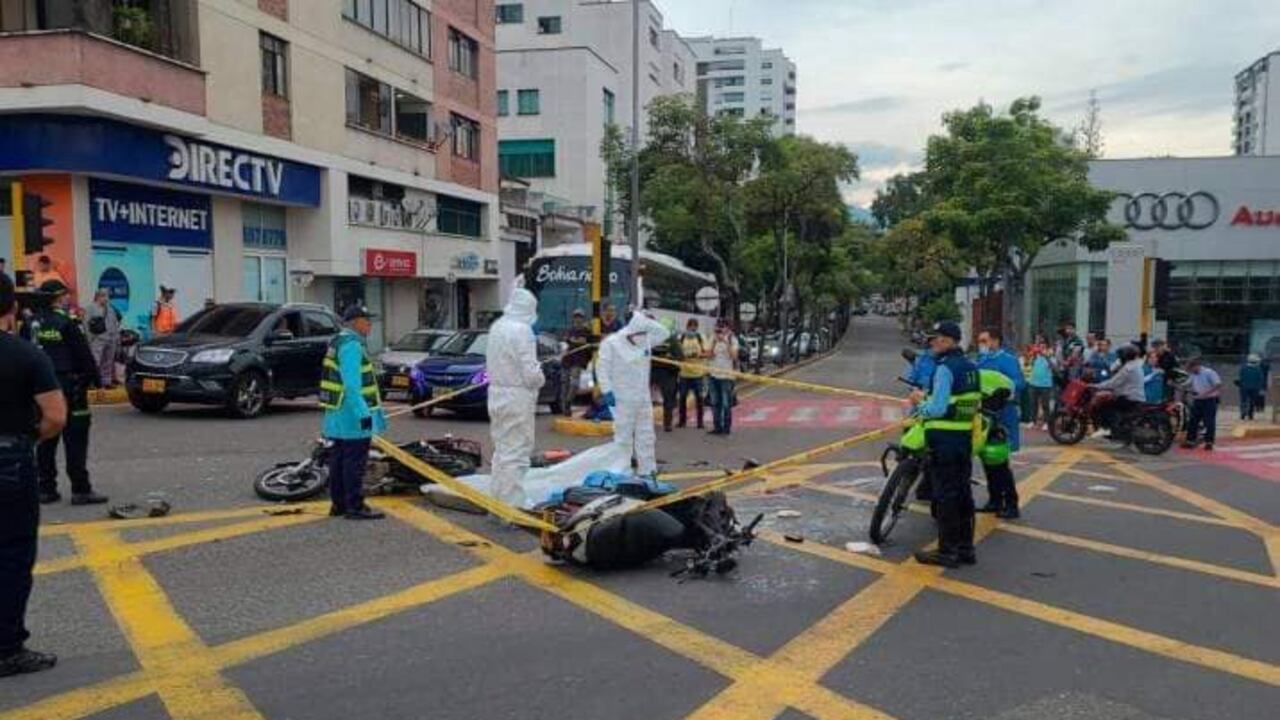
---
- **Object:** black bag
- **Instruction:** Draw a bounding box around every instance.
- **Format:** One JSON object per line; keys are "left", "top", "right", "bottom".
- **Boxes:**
{"left": 88, "top": 316, "right": 107, "bottom": 335}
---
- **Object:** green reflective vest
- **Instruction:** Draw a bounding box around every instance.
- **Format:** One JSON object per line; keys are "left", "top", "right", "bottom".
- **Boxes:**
{"left": 318, "top": 334, "right": 380, "bottom": 410}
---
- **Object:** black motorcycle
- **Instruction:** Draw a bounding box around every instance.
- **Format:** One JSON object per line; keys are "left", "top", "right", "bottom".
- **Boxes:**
{"left": 254, "top": 436, "right": 483, "bottom": 502}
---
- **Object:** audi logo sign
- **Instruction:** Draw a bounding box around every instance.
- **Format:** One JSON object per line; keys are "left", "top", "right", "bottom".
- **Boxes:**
{"left": 1115, "top": 192, "right": 1219, "bottom": 231}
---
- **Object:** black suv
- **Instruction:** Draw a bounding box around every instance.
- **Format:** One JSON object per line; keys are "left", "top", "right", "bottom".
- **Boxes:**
{"left": 126, "top": 302, "right": 344, "bottom": 418}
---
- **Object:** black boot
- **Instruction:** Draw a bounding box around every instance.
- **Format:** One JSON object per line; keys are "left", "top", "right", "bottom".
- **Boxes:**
{"left": 956, "top": 516, "right": 977, "bottom": 565}
{"left": 0, "top": 648, "right": 57, "bottom": 678}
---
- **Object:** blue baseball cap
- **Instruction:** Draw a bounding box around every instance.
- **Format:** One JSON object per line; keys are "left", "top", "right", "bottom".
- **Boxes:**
{"left": 341, "top": 305, "right": 378, "bottom": 322}
{"left": 927, "top": 321, "right": 962, "bottom": 341}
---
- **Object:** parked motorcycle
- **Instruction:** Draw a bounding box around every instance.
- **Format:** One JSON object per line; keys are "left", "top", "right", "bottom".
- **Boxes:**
{"left": 1048, "top": 378, "right": 1175, "bottom": 455}
{"left": 254, "top": 436, "right": 483, "bottom": 502}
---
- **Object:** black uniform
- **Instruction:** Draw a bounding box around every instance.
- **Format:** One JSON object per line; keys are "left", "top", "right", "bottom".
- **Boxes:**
{"left": 33, "top": 307, "right": 100, "bottom": 500}
{"left": 0, "top": 331, "right": 60, "bottom": 657}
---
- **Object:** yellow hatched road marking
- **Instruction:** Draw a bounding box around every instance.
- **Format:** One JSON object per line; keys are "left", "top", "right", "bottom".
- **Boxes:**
{"left": 71, "top": 529, "right": 266, "bottom": 720}
{"left": 40, "top": 502, "right": 328, "bottom": 537}
{"left": 1036, "top": 490, "right": 1237, "bottom": 527}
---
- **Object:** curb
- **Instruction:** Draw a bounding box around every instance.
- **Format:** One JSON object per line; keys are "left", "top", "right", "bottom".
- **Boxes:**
{"left": 1230, "top": 422, "right": 1280, "bottom": 439}
{"left": 552, "top": 416, "right": 616, "bottom": 437}
{"left": 89, "top": 387, "right": 128, "bottom": 406}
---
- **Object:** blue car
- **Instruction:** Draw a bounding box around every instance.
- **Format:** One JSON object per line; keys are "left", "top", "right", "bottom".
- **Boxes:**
{"left": 407, "top": 329, "right": 565, "bottom": 417}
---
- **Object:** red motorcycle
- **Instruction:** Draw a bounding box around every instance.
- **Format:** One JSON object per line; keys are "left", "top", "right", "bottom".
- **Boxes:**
{"left": 1048, "top": 379, "right": 1176, "bottom": 455}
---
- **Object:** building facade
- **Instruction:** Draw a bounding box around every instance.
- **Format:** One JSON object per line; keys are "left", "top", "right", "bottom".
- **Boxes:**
{"left": 494, "top": 0, "right": 694, "bottom": 244}
{"left": 0, "top": 0, "right": 502, "bottom": 351}
{"left": 686, "top": 35, "right": 795, "bottom": 137}
{"left": 1233, "top": 50, "right": 1280, "bottom": 156}
{"left": 1025, "top": 156, "right": 1280, "bottom": 361}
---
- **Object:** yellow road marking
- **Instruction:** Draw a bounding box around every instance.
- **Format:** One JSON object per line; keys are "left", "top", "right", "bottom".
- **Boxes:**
{"left": 379, "top": 499, "right": 895, "bottom": 720}
{"left": 36, "top": 512, "right": 322, "bottom": 576}
{"left": 684, "top": 449, "right": 1082, "bottom": 719}
{"left": 998, "top": 524, "right": 1280, "bottom": 589}
{"left": 40, "top": 502, "right": 328, "bottom": 536}
{"left": 72, "top": 529, "right": 265, "bottom": 720}
{"left": 1036, "top": 491, "right": 1236, "bottom": 527}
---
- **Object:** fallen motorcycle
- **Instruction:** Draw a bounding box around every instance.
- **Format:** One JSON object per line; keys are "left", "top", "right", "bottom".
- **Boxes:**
{"left": 535, "top": 472, "right": 762, "bottom": 578}
{"left": 254, "top": 436, "right": 483, "bottom": 502}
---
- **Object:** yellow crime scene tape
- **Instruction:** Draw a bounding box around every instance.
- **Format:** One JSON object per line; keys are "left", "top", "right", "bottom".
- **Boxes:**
{"left": 375, "top": 347, "right": 913, "bottom": 536}
{"left": 651, "top": 356, "right": 902, "bottom": 403}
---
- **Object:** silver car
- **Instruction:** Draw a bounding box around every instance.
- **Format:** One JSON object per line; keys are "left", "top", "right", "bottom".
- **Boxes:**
{"left": 378, "top": 329, "right": 455, "bottom": 395}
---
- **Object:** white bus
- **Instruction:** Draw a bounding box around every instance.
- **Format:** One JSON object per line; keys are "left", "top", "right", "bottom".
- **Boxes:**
{"left": 525, "top": 243, "right": 719, "bottom": 338}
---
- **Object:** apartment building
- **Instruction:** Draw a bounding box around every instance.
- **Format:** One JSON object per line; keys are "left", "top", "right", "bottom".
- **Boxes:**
{"left": 494, "top": 0, "right": 695, "bottom": 244}
{"left": 0, "top": 0, "right": 503, "bottom": 350}
{"left": 686, "top": 35, "right": 795, "bottom": 137}
{"left": 1234, "top": 50, "right": 1280, "bottom": 156}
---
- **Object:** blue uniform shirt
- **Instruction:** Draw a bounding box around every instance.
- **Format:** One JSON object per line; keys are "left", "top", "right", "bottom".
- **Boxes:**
{"left": 977, "top": 348, "right": 1023, "bottom": 451}
{"left": 917, "top": 364, "right": 953, "bottom": 419}
{"left": 909, "top": 353, "right": 938, "bottom": 390}
{"left": 322, "top": 329, "right": 388, "bottom": 440}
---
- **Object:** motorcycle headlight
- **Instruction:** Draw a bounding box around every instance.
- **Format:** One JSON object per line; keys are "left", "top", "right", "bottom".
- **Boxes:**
{"left": 191, "top": 348, "right": 236, "bottom": 364}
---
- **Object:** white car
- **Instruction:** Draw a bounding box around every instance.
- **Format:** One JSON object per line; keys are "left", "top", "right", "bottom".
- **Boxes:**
{"left": 378, "top": 329, "right": 455, "bottom": 395}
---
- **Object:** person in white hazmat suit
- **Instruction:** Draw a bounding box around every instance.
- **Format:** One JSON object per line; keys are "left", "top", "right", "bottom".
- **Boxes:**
{"left": 597, "top": 311, "right": 671, "bottom": 476}
{"left": 485, "top": 288, "right": 545, "bottom": 507}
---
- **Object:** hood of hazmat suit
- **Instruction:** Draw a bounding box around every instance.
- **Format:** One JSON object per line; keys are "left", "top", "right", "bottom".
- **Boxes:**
{"left": 485, "top": 288, "right": 546, "bottom": 508}
{"left": 597, "top": 312, "right": 670, "bottom": 476}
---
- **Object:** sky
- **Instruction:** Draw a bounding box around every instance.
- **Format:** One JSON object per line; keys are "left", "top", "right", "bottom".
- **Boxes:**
{"left": 659, "top": 0, "right": 1280, "bottom": 207}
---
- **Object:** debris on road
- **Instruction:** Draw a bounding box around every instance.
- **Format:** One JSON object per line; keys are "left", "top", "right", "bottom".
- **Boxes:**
{"left": 108, "top": 500, "right": 172, "bottom": 520}
{"left": 1087, "top": 484, "right": 1118, "bottom": 493}
{"left": 776, "top": 509, "right": 803, "bottom": 518}
{"left": 845, "top": 541, "right": 882, "bottom": 556}
{"left": 783, "top": 534, "right": 805, "bottom": 543}
{"left": 264, "top": 507, "right": 306, "bottom": 516}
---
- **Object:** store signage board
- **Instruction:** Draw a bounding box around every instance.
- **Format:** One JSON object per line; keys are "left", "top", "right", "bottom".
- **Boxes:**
{"left": 89, "top": 178, "right": 212, "bottom": 248}
{"left": 364, "top": 248, "right": 417, "bottom": 277}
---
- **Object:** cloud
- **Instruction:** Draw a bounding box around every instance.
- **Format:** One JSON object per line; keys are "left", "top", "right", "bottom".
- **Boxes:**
{"left": 843, "top": 142, "right": 922, "bottom": 171}
{"left": 806, "top": 95, "right": 910, "bottom": 115}
{"left": 1047, "top": 63, "right": 1235, "bottom": 119}
{"left": 937, "top": 61, "right": 970, "bottom": 73}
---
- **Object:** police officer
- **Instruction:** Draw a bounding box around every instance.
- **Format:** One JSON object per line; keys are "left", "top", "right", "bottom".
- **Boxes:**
{"left": 318, "top": 306, "right": 386, "bottom": 520}
{"left": 909, "top": 321, "right": 982, "bottom": 568}
{"left": 1, "top": 271, "right": 67, "bottom": 677}
{"left": 33, "top": 280, "right": 107, "bottom": 506}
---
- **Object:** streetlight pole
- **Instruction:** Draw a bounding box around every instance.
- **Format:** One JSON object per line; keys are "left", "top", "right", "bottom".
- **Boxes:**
{"left": 629, "top": 0, "right": 641, "bottom": 309}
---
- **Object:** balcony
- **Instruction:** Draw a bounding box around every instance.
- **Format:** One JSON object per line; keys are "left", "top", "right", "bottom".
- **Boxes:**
{"left": 0, "top": 29, "right": 205, "bottom": 116}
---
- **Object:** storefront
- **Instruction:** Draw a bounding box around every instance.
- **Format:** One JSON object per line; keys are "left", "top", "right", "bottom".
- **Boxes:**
{"left": 1026, "top": 155, "right": 1280, "bottom": 360}
{"left": 0, "top": 113, "right": 321, "bottom": 333}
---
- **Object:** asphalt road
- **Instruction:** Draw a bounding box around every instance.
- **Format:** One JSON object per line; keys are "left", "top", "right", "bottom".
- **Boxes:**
{"left": 5, "top": 316, "right": 1279, "bottom": 720}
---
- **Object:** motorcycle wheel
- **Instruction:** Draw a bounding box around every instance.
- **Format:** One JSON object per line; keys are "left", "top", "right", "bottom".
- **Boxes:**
{"left": 870, "top": 456, "right": 920, "bottom": 545}
{"left": 254, "top": 463, "right": 329, "bottom": 502}
{"left": 1132, "top": 414, "right": 1175, "bottom": 456}
{"left": 1048, "top": 410, "right": 1087, "bottom": 445}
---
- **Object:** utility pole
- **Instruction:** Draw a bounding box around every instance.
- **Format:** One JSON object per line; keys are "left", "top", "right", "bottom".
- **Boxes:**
{"left": 628, "top": 0, "right": 641, "bottom": 308}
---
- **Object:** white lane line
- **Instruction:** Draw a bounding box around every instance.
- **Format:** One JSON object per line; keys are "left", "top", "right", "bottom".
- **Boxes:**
{"left": 835, "top": 405, "right": 863, "bottom": 424}
{"left": 880, "top": 404, "right": 904, "bottom": 422}
{"left": 1237, "top": 450, "right": 1280, "bottom": 460}
{"left": 787, "top": 406, "right": 820, "bottom": 423}
{"left": 741, "top": 406, "right": 779, "bottom": 424}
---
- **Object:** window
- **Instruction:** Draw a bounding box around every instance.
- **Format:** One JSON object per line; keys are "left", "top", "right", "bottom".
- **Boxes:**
{"left": 497, "top": 90, "right": 509, "bottom": 116}
{"left": 714, "top": 76, "right": 744, "bottom": 87}
{"left": 496, "top": 3, "right": 523, "bottom": 23}
{"left": 395, "top": 89, "right": 432, "bottom": 143}
{"left": 499, "top": 139, "right": 555, "bottom": 178}
{"left": 673, "top": 62, "right": 684, "bottom": 84}
{"left": 448, "top": 27, "right": 478, "bottom": 78}
{"left": 717, "top": 108, "right": 744, "bottom": 118}
{"left": 242, "top": 256, "right": 287, "bottom": 304}
{"left": 761, "top": 77, "right": 773, "bottom": 85}
{"left": 697, "top": 60, "right": 745, "bottom": 74}
{"left": 345, "top": 69, "right": 392, "bottom": 134}
{"left": 648, "top": 26, "right": 658, "bottom": 48}
{"left": 714, "top": 45, "right": 746, "bottom": 55}
{"left": 721, "top": 92, "right": 745, "bottom": 103}
{"left": 761, "top": 61, "right": 773, "bottom": 69}
{"left": 260, "top": 33, "right": 288, "bottom": 98}
{"left": 343, "top": 0, "right": 430, "bottom": 56}
{"left": 537, "top": 15, "right": 561, "bottom": 34}
{"left": 242, "top": 203, "right": 287, "bottom": 251}
{"left": 452, "top": 114, "right": 479, "bottom": 160}
{"left": 603, "top": 88, "right": 615, "bottom": 125}
{"left": 303, "top": 311, "right": 339, "bottom": 337}
{"left": 438, "top": 195, "right": 482, "bottom": 237}
{"left": 517, "top": 89, "right": 540, "bottom": 115}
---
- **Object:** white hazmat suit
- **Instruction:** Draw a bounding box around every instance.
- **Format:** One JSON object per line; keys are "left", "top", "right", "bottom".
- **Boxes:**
{"left": 485, "top": 289, "right": 545, "bottom": 507}
{"left": 597, "top": 312, "right": 671, "bottom": 476}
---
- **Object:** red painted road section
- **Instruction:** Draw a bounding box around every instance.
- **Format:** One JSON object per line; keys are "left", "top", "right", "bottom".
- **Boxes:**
{"left": 1176, "top": 441, "right": 1280, "bottom": 483}
{"left": 734, "top": 398, "right": 906, "bottom": 429}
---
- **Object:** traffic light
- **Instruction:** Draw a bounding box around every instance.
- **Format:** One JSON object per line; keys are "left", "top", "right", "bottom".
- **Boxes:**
{"left": 22, "top": 192, "right": 54, "bottom": 255}
{"left": 1152, "top": 259, "right": 1174, "bottom": 318}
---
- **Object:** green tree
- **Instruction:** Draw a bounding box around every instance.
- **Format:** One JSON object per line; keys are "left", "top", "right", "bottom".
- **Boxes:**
{"left": 870, "top": 172, "right": 927, "bottom": 229}
{"left": 923, "top": 97, "right": 1124, "bottom": 341}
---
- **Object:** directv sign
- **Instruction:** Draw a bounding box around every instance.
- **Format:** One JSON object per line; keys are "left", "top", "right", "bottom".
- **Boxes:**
{"left": 90, "top": 179, "right": 212, "bottom": 248}
{"left": 0, "top": 114, "right": 321, "bottom": 206}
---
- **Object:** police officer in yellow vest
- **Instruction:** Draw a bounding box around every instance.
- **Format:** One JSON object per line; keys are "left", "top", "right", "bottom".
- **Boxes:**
{"left": 33, "top": 280, "right": 108, "bottom": 506}
{"left": 319, "top": 306, "right": 386, "bottom": 520}
{"left": 909, "top": 321, "right": 982, "bottom": 567}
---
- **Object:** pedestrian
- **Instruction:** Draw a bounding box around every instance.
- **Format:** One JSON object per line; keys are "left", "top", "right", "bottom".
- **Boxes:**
{"left": 1237, "top": 354, "right": 1265, "bottom": 421}
{"left": 32, "top": 280, "right": 107, "bottom": 506}
{"left": 318, "top": 305, "right": 387, "bottom": 519}
{"left": 1086, "top": 337, "right": 1115, "bottom": 380}
{"left": 0, "top": 272, "right": 68, "bottom": 678}
{"left": 1182, "top": 357, "right": 1222, "bottom": 451}
{"left": 677, "top": 319, "right": 708, "bottom": 429}
{"left": 1143, "top": 350, "right": 1166, "bottom": 404}
{"left": 707, "top": 319, "right": 740, "bottom": 436}
{"left": 910, "top": 321, "right": 982, "bottom": 568}
{"left": 31, "top": 256, "right": 67, "bottom": 290}
{"left": 651, "top": 318, "right": 682, "bottom": 432}
{"left": 152, "top": 285, "right": 178, "bottom": 336}
{"left": 597, "top": 311, "right": 670, "bottom": 476}
{"left": 600, "top": 303, "right": 622, "bottom": 334}
{"left": 483, "top": 289, "right": 545, "bottom": 507}
{"left": 1028, "top": 342, "right": 1055, "bottom": 429}
{"left": 1149, "top": 339, "right": 1179, "bottom": 401}
{"left": 976, "top": 328, "right": 1023, "bottom": 519}
{"left": 85, "top": 289, "right": 122, "bottom": 388}
{"left": 559, "top": 309, "right": 592, "bottom": 418}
